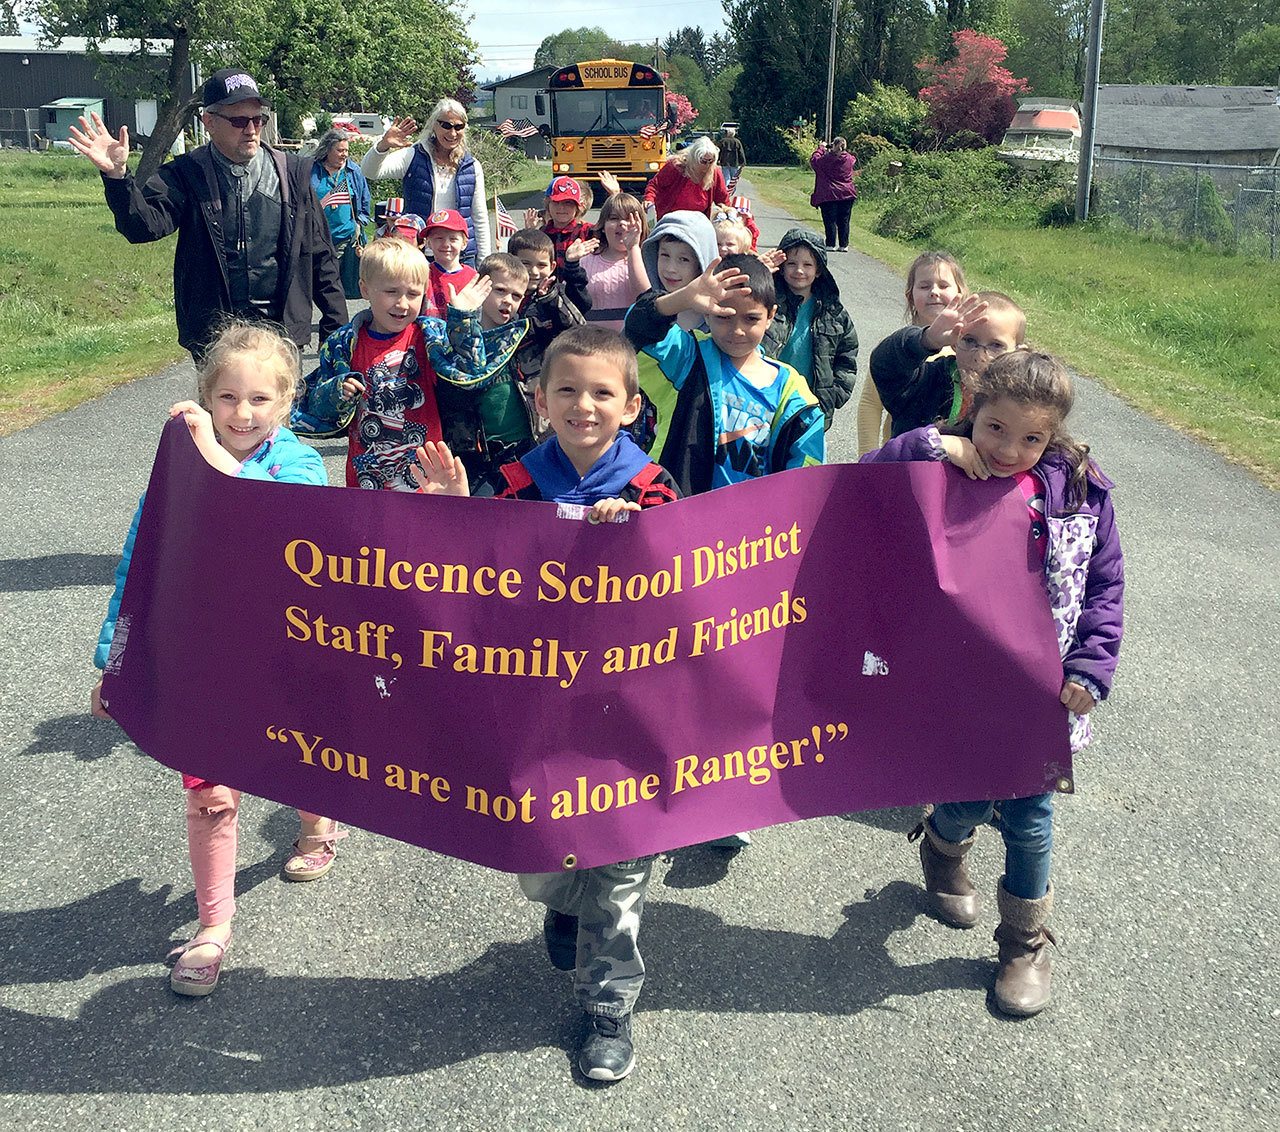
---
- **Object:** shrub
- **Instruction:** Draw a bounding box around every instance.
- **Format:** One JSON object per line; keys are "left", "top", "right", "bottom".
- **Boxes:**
{"left": 1095, "top": 167, "right": 1235, "bottom": 249}
{"left": 840, "top": 83, "right": 927, "bottom": 150}
{"left": 775, "top": 119, "right": 823, "bottom": 169}
{"left": 849, "top": 133, "right": 897, "bottom": 168}
{"left": 871, "top": 147, "right": 1028, "bottom": 240}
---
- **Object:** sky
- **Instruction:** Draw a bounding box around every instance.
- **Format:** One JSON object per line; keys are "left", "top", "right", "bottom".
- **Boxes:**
{"left": 463, "top": 0, "right": 730, "bottom": 82}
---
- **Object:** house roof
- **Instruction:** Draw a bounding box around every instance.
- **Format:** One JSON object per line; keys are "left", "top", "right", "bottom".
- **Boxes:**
{"left": 1097, "top": 85, "right": 1280, "bottom": 152}
{"left": 480, "top": 66, "right": 555, "bottom": 92}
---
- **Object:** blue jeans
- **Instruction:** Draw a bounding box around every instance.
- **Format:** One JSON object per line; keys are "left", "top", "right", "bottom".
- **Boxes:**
{"left": 929, "top": 793, "right": 1054, "bottom": 900}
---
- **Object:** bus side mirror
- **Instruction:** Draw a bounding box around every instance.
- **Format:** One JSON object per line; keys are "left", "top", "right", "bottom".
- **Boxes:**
{"left": 535, "top": 94, "right": 546, "bottom": 116}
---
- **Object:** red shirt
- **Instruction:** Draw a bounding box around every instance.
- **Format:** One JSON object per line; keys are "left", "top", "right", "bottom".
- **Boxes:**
{"left": 423, "top": 262, "right": 478, "bottom": 319}
{"left": 346, "top": 323, "right": 441, "bottom": 490}
{"left": 643, "top": 160, "right": 730, "bottom": 220}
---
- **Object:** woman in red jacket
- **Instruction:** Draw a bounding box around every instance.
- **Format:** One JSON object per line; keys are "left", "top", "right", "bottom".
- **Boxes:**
{"left": 643, "top": 136, "right": 730, "bottom": 221}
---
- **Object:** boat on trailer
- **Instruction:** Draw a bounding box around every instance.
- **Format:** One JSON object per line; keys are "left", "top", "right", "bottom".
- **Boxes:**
{"left": 998, "top": 99, "right": 1081, "bottom": 172}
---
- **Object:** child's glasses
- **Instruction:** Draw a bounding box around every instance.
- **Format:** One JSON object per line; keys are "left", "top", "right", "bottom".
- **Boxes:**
{"left": 958, "top": 335, "right": 1007, "bottom": 358}
{"left": 210, "top": 111, "right": 270, "bottom": 130}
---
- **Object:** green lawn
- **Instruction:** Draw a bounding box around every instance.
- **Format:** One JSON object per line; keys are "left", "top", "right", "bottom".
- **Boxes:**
{"left": 749, "top": 165, "right": 1280, "bottom": 487}
{"left": 0, "top": 151, "right": 187, "bottom": 434}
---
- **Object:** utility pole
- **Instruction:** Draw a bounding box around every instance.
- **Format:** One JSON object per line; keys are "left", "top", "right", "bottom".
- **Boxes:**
{"left": 823, "top": 0, "right": 838, "bottom": 142}
{"left": 1075, "top": 0, "right": 1106, "bottom": 222}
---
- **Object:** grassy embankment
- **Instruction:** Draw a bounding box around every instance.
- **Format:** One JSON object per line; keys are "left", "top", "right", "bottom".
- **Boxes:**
{"left": 749, "top": 164, "right": 1280, "bottom": 488}
{"left": 0, "top": 151, "right": 551, "bottom": 437}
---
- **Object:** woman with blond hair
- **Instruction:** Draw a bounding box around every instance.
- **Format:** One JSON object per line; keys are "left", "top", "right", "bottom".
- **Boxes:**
{"left": 642, "top": 135, "right": 731, "bottom": 222}
{"left": 361, "top": 98, "right": 492, "bottom": 265}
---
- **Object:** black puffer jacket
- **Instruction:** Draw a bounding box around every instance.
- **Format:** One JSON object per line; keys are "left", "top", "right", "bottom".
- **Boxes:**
{"left": 102, "top": 145, "right": 346, "bottom": 356}
{"left": 763, "top": 227, "right": 859, "bottom": 429}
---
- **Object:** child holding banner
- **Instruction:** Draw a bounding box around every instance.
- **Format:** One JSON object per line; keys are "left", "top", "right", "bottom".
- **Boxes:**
{"left": 412, "top": 325, "right": 679, "bottom": 1083}
{"left": 91, "top": 322, "right": 342, "bottom": 997}
{"left": 862, "top": 348, "right": 1125, "bottom": 1016}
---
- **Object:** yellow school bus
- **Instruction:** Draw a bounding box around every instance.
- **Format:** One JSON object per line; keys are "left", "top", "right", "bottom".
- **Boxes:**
{"left": 540, "top": 59, "right": 669, "bottom": 200}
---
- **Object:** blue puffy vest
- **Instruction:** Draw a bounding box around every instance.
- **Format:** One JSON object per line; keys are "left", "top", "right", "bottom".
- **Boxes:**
{"left": 404, "top": 145, "right": 479, "bottom": 265}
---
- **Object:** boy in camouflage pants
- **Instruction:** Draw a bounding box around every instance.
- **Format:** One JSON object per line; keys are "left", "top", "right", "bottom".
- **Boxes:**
{"left": 519, "top": 856, "right": 654, "bottom": 1081}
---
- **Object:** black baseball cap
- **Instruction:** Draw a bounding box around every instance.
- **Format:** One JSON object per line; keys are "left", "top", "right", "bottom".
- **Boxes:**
{"left": 202, "top": 68, "right": 269, "bottom": 110}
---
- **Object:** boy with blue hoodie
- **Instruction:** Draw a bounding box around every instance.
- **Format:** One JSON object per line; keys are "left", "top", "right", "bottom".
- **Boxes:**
{"left": 410, "top": 325, "right": 679, "bottom": 1084}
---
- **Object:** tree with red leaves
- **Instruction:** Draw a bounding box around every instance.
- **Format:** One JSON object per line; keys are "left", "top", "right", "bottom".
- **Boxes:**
{"left": 663, "top": 90, "right": 699, "bottom": 135}
{"left": 916, "top": 29, "right": 1030, "bottom": 146}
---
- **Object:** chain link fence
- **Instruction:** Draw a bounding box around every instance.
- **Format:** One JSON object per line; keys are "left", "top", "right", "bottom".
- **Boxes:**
{"left": 0, "top": 108, "right": 43, "bottom": 150}
{"left": 1094, "top": 156, "right": 1280, "bottom": 261}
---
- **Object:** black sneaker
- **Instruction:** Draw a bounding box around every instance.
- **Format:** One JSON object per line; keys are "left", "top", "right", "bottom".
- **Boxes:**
{"left": 543, "top": 909, "right": 578, "bottom": 971}
{"left": 578, "top": 1012, "right": 635, "bottom": 1081}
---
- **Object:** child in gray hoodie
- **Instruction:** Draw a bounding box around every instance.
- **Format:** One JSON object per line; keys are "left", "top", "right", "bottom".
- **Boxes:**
{"left": 641, "top": 210, "right": 721, "bottom": 332}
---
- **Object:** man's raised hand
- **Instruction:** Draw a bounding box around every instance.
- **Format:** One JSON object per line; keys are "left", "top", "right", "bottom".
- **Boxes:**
{"left": 67, "top": 112, "right": 129, "bottom": 179}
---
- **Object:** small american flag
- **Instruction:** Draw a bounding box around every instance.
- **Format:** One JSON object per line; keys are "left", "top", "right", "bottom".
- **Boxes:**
{"left": 498, "top": 117, "right": 540, "bottom": 139}
{"left": 496, "top": 195, "right": 517, "bottom": 238}
{"left": 638, "top": 123, "right": 659, "bottom": 139}
{"left": 730, "top": 194, "right": 752, "bottom": 216}
{"left": 319, "top": 184, "right": 352, "bottom": 210}
{"left": 725, "top": 175, "right": 740, "bottom": 195}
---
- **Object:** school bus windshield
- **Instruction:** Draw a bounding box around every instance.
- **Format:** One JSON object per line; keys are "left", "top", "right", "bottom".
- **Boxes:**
{"left": 552, "top": 89, "right": 664, "bottom": 137}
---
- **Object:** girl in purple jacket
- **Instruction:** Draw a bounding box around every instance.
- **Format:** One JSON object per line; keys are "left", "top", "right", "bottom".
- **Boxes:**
{"left": 862, "top": 348, "right": 1124, "bottom": 1018}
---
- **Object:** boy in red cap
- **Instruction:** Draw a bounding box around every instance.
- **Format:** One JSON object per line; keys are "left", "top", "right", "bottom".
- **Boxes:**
{"left": 422, "top": 208, "right": 479, "bottom": 318}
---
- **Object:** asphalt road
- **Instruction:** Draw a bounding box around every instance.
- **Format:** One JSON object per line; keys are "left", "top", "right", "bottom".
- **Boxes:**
{"left": 1, "top": 181, "right": 1277, "bottom": 1131}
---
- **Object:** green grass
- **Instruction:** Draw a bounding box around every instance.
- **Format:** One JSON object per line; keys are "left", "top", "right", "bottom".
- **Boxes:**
{"left": 750, "top": 165, "right": 1280, "bottom": 487}
{"left": 0, "top": 151, "right": 185, "bottom": 434}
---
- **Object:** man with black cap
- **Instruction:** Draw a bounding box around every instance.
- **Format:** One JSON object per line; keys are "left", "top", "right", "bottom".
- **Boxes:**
{"left": 69, "top": 67, "right": 347, "bottom": 361}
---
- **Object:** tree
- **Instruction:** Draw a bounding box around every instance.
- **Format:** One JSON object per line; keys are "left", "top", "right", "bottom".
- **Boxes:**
{"left": 1233, "top": 24, "right": 1280, "bottom": 84}
{"left": 29, "top": 0, "right": 476, "bottom": 182}
{"left": 1, "top": 2, "right": 18, "bottom": 35}
{"left": 662, "top": 26, "right": 708, "bottom": 75}
{"left": 664, "top": 54, "right": 710, "bottom": 124}
{"left": 705, "top": 31, "right": 739, "bottom": 80}
{"left": 727, "top": 0, "right": 862, "bottom": 160}
{"left": 916, "top": 28, "right": 1029, "bottom": 144}
{"left": 532, "top": 27, "right": 634, "bottom": 68}
{"left": 1003, "top": 0, "right": 1088, "bottom": 97}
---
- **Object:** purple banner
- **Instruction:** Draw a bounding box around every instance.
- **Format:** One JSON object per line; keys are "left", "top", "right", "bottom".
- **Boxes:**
{"left": 102, "top": 421, "right": 1072, "bottom": 873}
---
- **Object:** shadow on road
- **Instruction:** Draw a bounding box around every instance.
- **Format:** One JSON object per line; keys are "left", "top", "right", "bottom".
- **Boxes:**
{"left": 0, "top": 880, "right": 989, "bottom": 1092}
{"left": 0, "top": 554, "right": 118, "bottom": 592}
{"left": 19, "top": 713, "right": 137, "bottom": 763}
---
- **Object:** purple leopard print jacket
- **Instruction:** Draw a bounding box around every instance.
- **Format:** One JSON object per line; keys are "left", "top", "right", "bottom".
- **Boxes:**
{"left": 862, "top": 425, "right": 1125, "bottom": 752}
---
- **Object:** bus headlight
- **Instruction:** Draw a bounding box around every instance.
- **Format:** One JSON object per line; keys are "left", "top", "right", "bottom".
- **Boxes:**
{"left": 647, "top": 161, "right": 659, "bottom": 171}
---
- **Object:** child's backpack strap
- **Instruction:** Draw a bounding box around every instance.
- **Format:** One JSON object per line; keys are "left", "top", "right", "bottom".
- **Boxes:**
{"left": 626, "top": 462, "right": 679, "bottom": 508}
{"left": 498, "top": 460, "right": 535, "bottom": 497}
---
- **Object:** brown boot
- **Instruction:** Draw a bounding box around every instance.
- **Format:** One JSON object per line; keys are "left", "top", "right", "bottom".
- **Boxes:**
{"left": 993, "top": 879, "right": 1056, "bottom": 1016}
{"left": 908, "top": 821, "right": 981, "bottom": 928}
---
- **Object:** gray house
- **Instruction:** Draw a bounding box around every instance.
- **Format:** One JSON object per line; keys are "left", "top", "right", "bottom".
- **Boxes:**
{"left": 1096, "top": 85, "right": 1280, "bottom": 166}
{"left": 481, "top": 66, "right": 554, "bottom": 157}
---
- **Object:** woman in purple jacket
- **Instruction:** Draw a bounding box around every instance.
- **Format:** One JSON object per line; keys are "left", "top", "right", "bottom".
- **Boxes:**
{"left": 862, "top": 348, "right": 1125, "bottom": 1020}
{"left": 809, "top": 137, "right": 857, "bottom": 252}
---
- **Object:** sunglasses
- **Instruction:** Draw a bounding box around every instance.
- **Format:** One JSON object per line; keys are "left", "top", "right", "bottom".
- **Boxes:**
{"left": 438, "top": 121, "right": 467, "bottom": 131}
{"left": 211, "top": 111, "right": 269, "bottom": 129}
